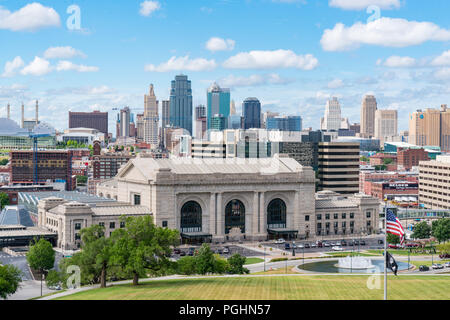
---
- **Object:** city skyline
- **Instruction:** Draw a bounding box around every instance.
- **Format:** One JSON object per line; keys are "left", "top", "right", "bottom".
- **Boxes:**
{"left": 0, "top": 0, "right": 450, "bottom": 134}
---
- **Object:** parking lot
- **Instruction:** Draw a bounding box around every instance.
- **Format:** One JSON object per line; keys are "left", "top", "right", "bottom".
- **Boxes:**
{"left": 172, "top": 244, "right": 263, "bottom": 260}
{"left": 263, "top": 236, "right": 385, "bottom": 254}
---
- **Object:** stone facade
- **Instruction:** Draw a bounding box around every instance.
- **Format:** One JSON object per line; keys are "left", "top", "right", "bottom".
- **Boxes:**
{"left": 38, "top": 197, "right": 150, "bottom": 250}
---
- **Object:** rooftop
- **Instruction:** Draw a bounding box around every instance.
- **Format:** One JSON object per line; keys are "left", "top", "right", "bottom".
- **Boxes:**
{"left": 0, "top": 205, "right": 34, "bottom": 227}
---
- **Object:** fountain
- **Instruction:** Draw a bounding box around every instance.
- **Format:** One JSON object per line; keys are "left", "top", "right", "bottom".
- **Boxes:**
{"left": 337, "top": 256, "right": 374, "bottom": 270}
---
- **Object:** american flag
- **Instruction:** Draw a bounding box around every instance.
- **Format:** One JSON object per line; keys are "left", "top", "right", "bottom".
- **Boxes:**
{"left": 386, "top": 208, "right": 405, "bottom": 245}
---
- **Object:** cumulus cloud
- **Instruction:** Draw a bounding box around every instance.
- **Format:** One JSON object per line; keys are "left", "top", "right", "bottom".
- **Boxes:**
{"left": 434, "top": 68, "right": 450, "bottom": 80}
{"left": 56, "top": 61, "right": 99, "bottom": 72}
{"left": 21, "top": 57, "right": 52, "bottom": 76}
{"left": 44, "top": 46, "right": 87, "bottom": 59}
{"left": 378, "top": 56, "right": 417, "bottom": 68}
{"left": 431, "top": 50, "right": 450, "bottom": 67}
{"left": 145, "top": 56, "right": 217, "bottom": 72}
{"left": 0, "top": 2, "right": 60, "bottom": 31}
{"left": 218, "top": 74, "right": 293, "bottom": 88}
{"left": 223, "top": 50, "right": 318, "bottom": 70}
{"left": 321, "top": 18, "right": 450, "bottom": 51}
{"left": 206, "top": 37, "right": 235, "bottom": 52}
{"left": 139, "top": 1, "right": 161, "bottom": 16}
{"left": 329, "top": 0, "right": 400, "bottom": 10}
{"left": 1, "top": 56, "right": 25, "bottom": 77}
{"left": 327, "top": 78, "right": 345, "bottom": 89}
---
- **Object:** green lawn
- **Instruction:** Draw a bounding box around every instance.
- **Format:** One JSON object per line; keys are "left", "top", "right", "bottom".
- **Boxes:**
{"left": 56, "top": 275, "right": 450, "bottom": 300}
{"left": 245, "top": 258, "right": 264, "bottom": 265}
{"left": 368, "top": 250, "right": 436, "bottom": 256}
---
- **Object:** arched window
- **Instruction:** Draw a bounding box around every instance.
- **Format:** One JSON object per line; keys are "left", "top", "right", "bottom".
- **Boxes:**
{"left": 225, "top": 200, "right": 245, "bottom": 234}
{"left": 267, "top": 199, "right": 287, "bottom": 229}
{"left": 180, "top": 201, "right": 202, "bottom": 233}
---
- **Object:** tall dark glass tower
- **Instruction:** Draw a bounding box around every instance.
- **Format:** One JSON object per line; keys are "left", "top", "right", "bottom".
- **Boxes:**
{"left": 243, "top": 97, "right": 261, "bottom": 129}
{"left": 170, "top": 74, "right": 193, "bottom": 135}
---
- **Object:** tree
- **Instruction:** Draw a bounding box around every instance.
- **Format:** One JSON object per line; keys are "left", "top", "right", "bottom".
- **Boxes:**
{"left": 360, "top": 156, "right": 370, "bottom": 163}
{"left": 45, "top": 270, "right": 62, "bottom": 288}
{"left": 0, "top": 265, "right": 22, "bottom": 299}
{"left": 412, "top": 221, "right": 432, "bottom": 240}
{"left": 195, "top": 244, "right": 216, "bottom": 275}
{"left": 387, "top": 233, "right": 400, "bottom": 245}
{"left": 432, "top": 218, "right": 450, "bottom": 243}
{"left": 0, "top": 192, "right": 9, "bottom": 210}
{"left": 26, "top": 238, "right": 55, "bottom": 296}
{"left": 80, "top": 225, "right": 112, "bottom": 288}
{"left": 0, "top": 158, "right": 8, "bottom": 166}
{"left": 227, "top": 254, "right": 249, "bottom": 275}
{"left": 76, "top": 175, "right": 88, "bottom": 185}
{"left": 109, "top": 216, "right": 179, "bottom": 286}
{"left": 177, "top": 256, "right": 197, "bottom": 275}
{"left": 383, "top": 158, "right": 394, "bottom": 165}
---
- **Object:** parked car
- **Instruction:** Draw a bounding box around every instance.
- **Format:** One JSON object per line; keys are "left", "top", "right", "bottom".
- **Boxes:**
{"left": 275, "top": 239, "right": 286, "bottom": 244}
{"left": 323, "top": 242, "right": 331, "bottom": 247}
{"left": 378, "top": 240, "right": 384, "bottom": 245}
{"left": 419, "top": 265, "right": 430, "bottom": 272}
{"left": 297, "top": 244, "right": 304, "bottom": 249}
{"left": 341, "top": 240, "right": 347, "bottom": 246}
{"left": 431, "top": 264, "right": 444, "bottom": 270}
{"left": 360, "top": 241, "right": 366, "bottom": 246}
{"left": 285, "top": 243, "right": 291, "bottom": 250}
{"left": 354, "top": 240, "right": 360, "bottom": 246}
{"left": 188, "top": 248, "right": 196, "bottom": 256}
{"left": 316, "top": 241, "right": 323, "bottom": 248}
{"left": 444, "top": 262, "right": 450, "bottom": 268}
{"left": 348, "top": 241, "right": 354, "bottom": 247}
{"left": 311, "top": 243, "right": 317, "bottom": 248}
{"left": 217, "top": 248, "right": 224, "bottom": 254}
{"left": 304, "top": 243, "right": 310, "bottom": 249}
{"left": 48, "top": 284, "right": 62, "bottom": 291}
{"left": 332, "top": 246, "right": 343, "bottom": 251}
{"left": 439, "top": 254, "right": 450, "bottom": 259}
{"left": 223, "top": 247, "right": 230, "bottom": 254}
{"left": 179, "top": 251, "right": 186, "bottom": 257}
{"left": 173, "top": 248, "right": 181, "bottom": 254}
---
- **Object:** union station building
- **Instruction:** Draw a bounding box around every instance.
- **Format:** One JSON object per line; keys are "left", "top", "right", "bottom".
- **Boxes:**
{"left": 95, "top": 155, "right": 380, "bottom": 244}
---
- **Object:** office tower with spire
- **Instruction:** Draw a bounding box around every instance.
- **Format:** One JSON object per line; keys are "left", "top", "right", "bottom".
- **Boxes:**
{"left": 169, "top": 75, "right": 193, "bottom": 135}
{"left": 320, "top": 97, "right": 343, "bottom": 131}
{"left": 144, "top": 84, "right": 159, "bottom": 146}
{"left": 207, "top": 82, "right": 230, "bottom": 130}
{"left": 361, "top": 95, "right": 378, "bottom": 138}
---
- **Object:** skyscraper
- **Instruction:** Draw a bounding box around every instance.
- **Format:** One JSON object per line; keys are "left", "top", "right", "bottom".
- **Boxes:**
{"left": 144, "top": 84, "right": 159, "bottom": 146}
{"left": 230, "top": 100, "right": 236, "bottom": 115}
{"left": 207, "top": 83, "right": 230, "bottom": 129}
{"left": 409, "top": 105, "right": 450, "bottom": 152}
{"left": 267, "top": 116, "right": 302, "bottom": 131}
{"left": 170, "top": 75, "right": 193, "bottom": 135}
{"left": 361, "top": 95, "right": 378, "bottom": 138}
{"left": 160, "top": 100, "right": 170, "bottom": 147}
{"left": 195, "top": 105, "right": 207, "bottom": 139}
{"left": 320, "top": 97, "right": 342, "bottom": 131}
{"left": 119, "top": 107, "right": 131, "bottom": 138}
{"left": 375, "top": 109, "right": 398, "bottom": 143}
{"left": 243, "top": 97, "right": 261, "bottom": 129}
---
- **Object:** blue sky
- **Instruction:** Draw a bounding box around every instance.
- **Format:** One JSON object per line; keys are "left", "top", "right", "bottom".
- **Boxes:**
{"left": 0, "top": 0, "right": 449, "bottom": 135}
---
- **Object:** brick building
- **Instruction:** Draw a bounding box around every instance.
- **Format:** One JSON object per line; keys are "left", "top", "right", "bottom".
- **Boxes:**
{"left": 397, "top": 148, "right": 429, "bottom": 171}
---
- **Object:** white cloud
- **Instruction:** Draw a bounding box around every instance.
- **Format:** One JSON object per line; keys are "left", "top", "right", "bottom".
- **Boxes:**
{"left": 431, "top": 50, "right": 450, "bottom": 67}
{"left": 218, "top": 74, "right": 293, "bottom": 88}
{"left": 139, "top": 1, "right": 161, "bottom": 16}
{"left": 379, "top": 56, "right": 417, "bottom": 68}
{"left": 21, "top": 57, "right": 52, "bottom": 76}
{"left": 434, "top": 68, "right": 450, "bottom": 80}
{"left": 56, "top": 61, "right": 99, "bottom": 73}
{"left": 145, "top": 56, "right": 217, "bottom": 72}
{"left": 0, "top": 2, "right": 60, "bottom": 31}
{"left": 329, "top": 0, "right": 400, "bottom": 10}
{"left": 1, "top": 56, "right": 25, "bottom": 77}
{"left": 44, "top": 46, "right": 87, "bottom": 59}
{"left": 223, "top": 50, "right": 319, "bottom": 70}
{"left": 321, "top": 18, "right": 450, "bottom": 51}
{"left": 327, "top": 78, "right": 345, "bottom": 89}
{"left": 206, "top": 37, "right": 235, "bottom": 52}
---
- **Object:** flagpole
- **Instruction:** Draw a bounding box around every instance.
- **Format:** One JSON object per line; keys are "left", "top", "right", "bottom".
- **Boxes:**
{"left": 384, "top": 200, "right": 388, "bottom": 301}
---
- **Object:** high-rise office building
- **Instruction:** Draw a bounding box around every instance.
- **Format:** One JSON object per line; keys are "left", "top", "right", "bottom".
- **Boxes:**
{"left": 195, "top": 105, "right": 207, "bottom": 140}
{"left": 375, "top": 109, "right": 398, "bottom": 144}
{"left": 195, "top": 105, "right": 206, "bottom": 119}
{"left": 243, "top": 98, "right": 261, "bottom": 129}
{"left": 144, "top": 84, "right": 159, "bottom": 146}
{"left": 136, "top": 113, "right": 144, "bottom": 140}
{"left": 419, "top": 155, "right": 450, "bottom": 209}
{"left": 207, "top": 83, "right": 230, "bottom": 129}
{"left": 320, "top": 97, "right": 342, "bottom": 131}
{"left": 266, "top": 116, "right": 302, "bottom": 131}
{"left": 409, "top": 105, "right": 450, "bottom": 152}
{"left": 119, "top": 107, "right": 131, "bottom": 138}
{"left": 230, "top": 100, "right": 236, "bottom": 115}
{"left": 318, "top": 142, "right": 360, "bottom": 195}
{"left": 361, "top": 95, "right": 378, "bottom": 138}
{"left": 210, "top": 114, "right": 227, "bottom": 131}
{"left": 169, "top": 75, "right": 193, "bottom": 135}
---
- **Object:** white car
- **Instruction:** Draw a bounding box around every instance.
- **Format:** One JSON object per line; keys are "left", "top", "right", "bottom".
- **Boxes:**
{"left": 297, "top": 244, "right": 304, "bottom": 249}
{"left": 275, "top": 239, "right": 286, "bottom": 244}
{"left": 332, "top": 246, "right": 343, "bottom": 251}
